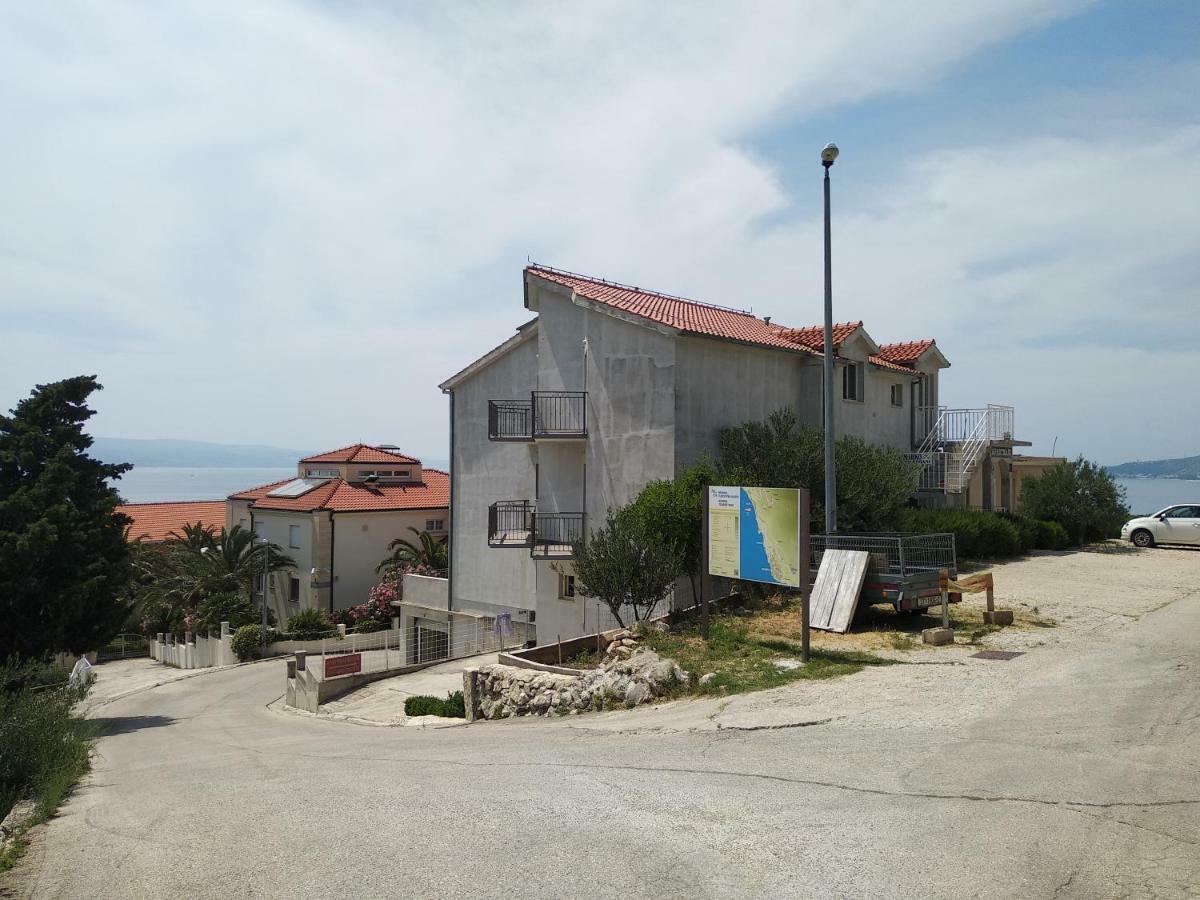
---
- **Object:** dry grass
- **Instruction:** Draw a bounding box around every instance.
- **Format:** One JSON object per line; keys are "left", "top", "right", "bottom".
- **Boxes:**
{"left": 733, "top": 591, "right": 1057, "bottom": 654}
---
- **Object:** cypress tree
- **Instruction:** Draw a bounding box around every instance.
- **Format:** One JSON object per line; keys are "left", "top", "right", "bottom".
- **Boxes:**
{"left": 0, "top": 376, "right": 132, "bottom": 659}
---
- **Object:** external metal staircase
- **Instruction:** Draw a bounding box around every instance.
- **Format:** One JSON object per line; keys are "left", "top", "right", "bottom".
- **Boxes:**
{"left": 908, "top": 405, "right": 1014, "bottom": 494}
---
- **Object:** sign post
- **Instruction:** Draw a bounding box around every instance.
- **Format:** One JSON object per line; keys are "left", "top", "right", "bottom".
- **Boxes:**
{"left": 706, "top": 485, "right": 811, "bottom": 662}
{"left": 700, "top": 489, "right": 711, "bottom": 640}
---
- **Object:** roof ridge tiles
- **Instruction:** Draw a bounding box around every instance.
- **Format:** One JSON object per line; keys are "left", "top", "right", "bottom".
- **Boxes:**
{"left": 527, "top": 262, "right": 757, "bottom": 317}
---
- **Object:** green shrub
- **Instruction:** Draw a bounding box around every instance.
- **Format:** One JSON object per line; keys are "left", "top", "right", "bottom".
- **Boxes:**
{"left": 196, "top": 592, "right": 259, "bottom": 633}
{"left": 230, "top": 624, "right": 270, "bottom": 661}
{"left": 404, "top": 691, "right": 465, "bottom": 718}
{"left": 718, "top": 409, "right": 920, "bottom": 533}
{"left": 286, "top": 608, "right": 335, "bottom": 640}
{"left": 1019, "top": 457, "right": 1129, "bottom": 544}
{"left": 1033, "top": 519, "right": 1071, "bottom": 550}
{"left": 352, "top": 619, "right": 389, "bottom": 634}
{"left": 0, "top": 661, "right": 92, "bottom": 824}
{"left": 897, "top": 507, "right": 1025, "bottom": 561}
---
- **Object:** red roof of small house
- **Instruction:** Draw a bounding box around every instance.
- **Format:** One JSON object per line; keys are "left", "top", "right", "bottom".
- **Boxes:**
{"left": 229, "top": 469, "right": 449, "bottom": 514}
{"left": 118, "top": 500, "right": 227, "bottom": 543}
{"left": 300, "top": 443, "right": 421, "bottom": 465}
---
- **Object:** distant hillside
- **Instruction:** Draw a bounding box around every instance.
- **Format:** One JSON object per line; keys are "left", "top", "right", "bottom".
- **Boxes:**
{"left": 1108, "top": 455, "right": 1200, "bottom": 480}
{"left": 92, "top": 437, "right": 303, "bottom": 468}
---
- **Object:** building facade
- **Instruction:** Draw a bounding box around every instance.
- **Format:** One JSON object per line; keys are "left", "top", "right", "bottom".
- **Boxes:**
{"left": 227, "top": 444, "right": 448, "bottom": 626}
{"left": 441, "top": 265, "right": 982, "bottom": 643}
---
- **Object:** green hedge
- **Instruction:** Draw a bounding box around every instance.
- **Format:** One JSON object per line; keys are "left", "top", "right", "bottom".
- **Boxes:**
{"left": 404, "top": 691, "right": 465, "bottom": 718}
{"left": 897, "top": 508, "right": 1073, "bottom": 561}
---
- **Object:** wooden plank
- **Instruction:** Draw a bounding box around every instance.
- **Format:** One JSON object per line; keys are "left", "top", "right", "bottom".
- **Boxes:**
{"left": 809, "top": 549, "right": 870, "bottom": 633}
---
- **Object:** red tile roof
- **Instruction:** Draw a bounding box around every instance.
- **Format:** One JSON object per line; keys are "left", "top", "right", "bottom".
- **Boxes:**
{"left": 230, "top": 470, "right": 449, "bottom": 514}
{"left": 119, "top": 500, "right": 227, "bottom": 543}
{"left": 527, "top": 265, "right": 818, "bottom": 354}
{"left": 772, "top": 322, "right": 863, "bottom": 351}
{"left": 525, "top": 265, "right": 939, "bottom": 379}
{"left": 300, "top": 443, "right": 420, "bottom": 464}
{"left": 874, "top": 340, "right": 936, "bottom": 364}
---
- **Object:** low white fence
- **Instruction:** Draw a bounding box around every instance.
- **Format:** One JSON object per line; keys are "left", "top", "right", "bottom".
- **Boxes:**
{"left": 151, "top": 623, "right": 237, "bottom": 669}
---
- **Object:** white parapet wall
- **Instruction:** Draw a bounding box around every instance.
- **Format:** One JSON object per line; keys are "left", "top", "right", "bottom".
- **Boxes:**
{"left": 151, "top": 623, "right": 237, "bottom": 669}
{"left": 402, "top": 573, "right": 449, "bottom": 609}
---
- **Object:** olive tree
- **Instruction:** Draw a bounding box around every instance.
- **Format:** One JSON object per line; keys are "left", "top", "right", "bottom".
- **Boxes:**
{"left": 570, "top": 509, "right": 679, "bottom": 628}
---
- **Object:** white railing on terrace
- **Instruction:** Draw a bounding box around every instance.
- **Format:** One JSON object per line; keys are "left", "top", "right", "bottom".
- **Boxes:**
{"left": 916, "top": 405, "right": 1015, "bottom": 451}
{"left": 910, "top": 405, "right": 1015, "bottom": 493}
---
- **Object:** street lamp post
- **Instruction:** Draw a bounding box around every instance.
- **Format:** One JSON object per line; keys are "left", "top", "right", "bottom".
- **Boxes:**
{"left": 256, "top": 536, "right": 270, "bottom": 657}
{"left": 821, "top": 142, "right": 839, "bottom": 535}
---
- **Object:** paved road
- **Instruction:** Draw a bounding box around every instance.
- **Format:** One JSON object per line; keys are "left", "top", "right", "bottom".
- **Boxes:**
{"left": 7, "top": 585, "right": 1200, "bottom": 898}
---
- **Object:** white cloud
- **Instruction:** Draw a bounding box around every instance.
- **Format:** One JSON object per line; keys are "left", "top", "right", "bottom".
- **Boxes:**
{"left": 7, "top": 0, "right": 1193, "bottom": 466}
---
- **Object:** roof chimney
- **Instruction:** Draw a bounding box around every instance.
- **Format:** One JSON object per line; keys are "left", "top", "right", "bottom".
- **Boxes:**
{"left": 763, "top": 316, "right": 771, "bottom": 325}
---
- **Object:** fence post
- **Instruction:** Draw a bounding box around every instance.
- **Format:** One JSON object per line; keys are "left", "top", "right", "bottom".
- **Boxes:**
{"left": 939, "top": 569, "right": 950, "bottom": 629}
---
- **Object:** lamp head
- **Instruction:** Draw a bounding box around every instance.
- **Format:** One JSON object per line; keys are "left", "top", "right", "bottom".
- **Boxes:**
{"left": 821, "top": 143, "right": 839, "bottom": 167}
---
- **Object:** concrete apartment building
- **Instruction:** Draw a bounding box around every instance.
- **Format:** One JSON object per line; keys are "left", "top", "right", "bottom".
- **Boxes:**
{"left": 440, "top": 265, "right": 1035, "bottom": 643}
{"left": 227, "top": 444, "right": 448, "bottom": 625}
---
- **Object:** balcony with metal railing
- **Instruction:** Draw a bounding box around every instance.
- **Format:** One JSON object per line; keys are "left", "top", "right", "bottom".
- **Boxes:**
{"left": 488, "top": 500, "right": 533, "bottom": 548}
{"left": 487, "top": 501, "right": 583, "bottom": 558}
{"left": 530, "top": 511, "right": 584, "bottom": 560}
{"left": 908, "top": 404, "right": 1021, "bottom": 494}
{"left": 487, "top": 391, "right": 587, "bottom": 441}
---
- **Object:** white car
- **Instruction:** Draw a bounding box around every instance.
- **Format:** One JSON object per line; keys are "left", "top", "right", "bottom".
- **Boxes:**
{"left": 1121, "top": 504, "right": 1200, "bottom": 548}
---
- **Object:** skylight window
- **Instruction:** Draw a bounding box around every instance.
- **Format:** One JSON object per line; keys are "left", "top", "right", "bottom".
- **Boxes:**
{"left": 266, "top": 478, "right": 328, "bottom": 498}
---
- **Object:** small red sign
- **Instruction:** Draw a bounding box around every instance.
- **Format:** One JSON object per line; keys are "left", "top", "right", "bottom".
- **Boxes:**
{"left": 324, "top": 653, "right": 362, "bottom": 678}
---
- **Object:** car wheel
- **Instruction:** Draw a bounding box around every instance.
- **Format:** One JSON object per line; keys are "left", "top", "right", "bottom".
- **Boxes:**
{"left": 1131, "top": 529, "right": 1155, "bottom": 548}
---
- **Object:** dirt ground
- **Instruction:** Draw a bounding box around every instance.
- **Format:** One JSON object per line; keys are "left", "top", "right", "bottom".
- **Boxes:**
{"left": 742, "top": 541, "right": 1199, "bottom": 657}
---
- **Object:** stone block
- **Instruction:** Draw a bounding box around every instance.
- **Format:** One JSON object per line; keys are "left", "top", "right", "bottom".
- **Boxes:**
{"left": 983, "top": 610, "right": 1014, "bottom": 626}
{"left": 922, "top": 627, "right": 954, "bottom": 646}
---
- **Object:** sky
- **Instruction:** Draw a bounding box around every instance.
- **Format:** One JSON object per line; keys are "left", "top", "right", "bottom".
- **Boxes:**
{"left": 1, "top": 1, "right": 1197, "bottom": 465}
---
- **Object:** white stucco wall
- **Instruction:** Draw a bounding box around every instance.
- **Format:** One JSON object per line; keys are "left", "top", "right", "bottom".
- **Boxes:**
{"left": 331, "top": 509, "right": 448, "bottom": 612}
{"left": 247, "top": 510, "right": 312, "bottom": 627}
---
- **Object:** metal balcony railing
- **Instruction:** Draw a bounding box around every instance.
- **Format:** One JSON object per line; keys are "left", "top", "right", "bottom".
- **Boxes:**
{"left": 488, "top": 501, "right": 533, "bottom": 548}
{"left": 487, "top": 391, "right": 587, "bottom": 441}
{"left": 531, "top": 511, "right": 584, "bottom": 560}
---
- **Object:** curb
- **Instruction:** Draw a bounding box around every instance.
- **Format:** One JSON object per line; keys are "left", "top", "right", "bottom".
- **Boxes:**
{"left": 266, "top": 696, "right": 467, "bottom": 730}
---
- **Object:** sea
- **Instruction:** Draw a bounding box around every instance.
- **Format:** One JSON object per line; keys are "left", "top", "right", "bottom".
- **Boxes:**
{"left": 112, "top": 467, "right": 294, "bottom": 503}
{"left": 111, "top": 467, "right": 1198, "bottom": 514}
{"left": 1114, "top": 477, "right": 1200, "bottom": 517}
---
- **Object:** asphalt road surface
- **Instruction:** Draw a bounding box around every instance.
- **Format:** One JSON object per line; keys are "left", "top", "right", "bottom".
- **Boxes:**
{"left": 7, "top": 586, "right": 1199, "bottom": 898}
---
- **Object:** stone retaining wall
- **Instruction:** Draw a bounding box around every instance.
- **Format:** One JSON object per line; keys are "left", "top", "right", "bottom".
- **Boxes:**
{"left": 463, "top": 629, "right": 688, "bottom": 721}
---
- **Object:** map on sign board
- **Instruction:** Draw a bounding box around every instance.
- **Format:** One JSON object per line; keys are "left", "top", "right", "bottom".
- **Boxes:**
{"left": 708, "top": 486, "right": 801, "bottom": 587}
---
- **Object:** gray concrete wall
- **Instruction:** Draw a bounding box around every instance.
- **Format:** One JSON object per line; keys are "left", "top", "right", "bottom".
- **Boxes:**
{"left": 673, "top": 334, "right": 817, "bottom": 469}
{"left": 831, "top": 332, "right": 915, "bottom": 452}
{"left": 449, "top": 333, "right": 538, "bottom": 614}
{"left": 402, "top": 573, "right": 449, "bottom": 609}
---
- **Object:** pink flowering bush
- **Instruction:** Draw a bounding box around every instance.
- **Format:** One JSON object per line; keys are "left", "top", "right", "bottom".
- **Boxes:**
{"left": 350, "top": 565, "right": 440, "bottom": 632}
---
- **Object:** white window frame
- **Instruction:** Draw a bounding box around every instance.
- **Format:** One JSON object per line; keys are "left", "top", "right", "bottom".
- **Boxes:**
{"left": 288, "top": 524, "right": 301, "bottom": 549}
{"left": 425, "top": 518, "right": 445, "bottom": 532}
{"left": 890, "top": 383, "right": 903, "bottom": 407}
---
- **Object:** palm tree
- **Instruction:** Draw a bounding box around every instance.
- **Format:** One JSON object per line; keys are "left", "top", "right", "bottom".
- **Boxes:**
{"left": 378, "top": 527, "right": 448, "bottom": 573}
{"left": 183, "top": 524, "right": 296, "bottom": 599}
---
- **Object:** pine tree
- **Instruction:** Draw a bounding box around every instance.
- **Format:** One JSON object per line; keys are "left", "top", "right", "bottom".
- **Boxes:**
{"left": 0, "top": 376, "right": 133, "bottom": 659}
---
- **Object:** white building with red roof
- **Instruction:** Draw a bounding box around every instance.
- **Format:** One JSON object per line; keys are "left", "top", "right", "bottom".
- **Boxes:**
{"left": 227, "top": 444, "right": 448, "bottom": 620}
{"left": 439, "top": 265, "right": 1031, "bottom": 643}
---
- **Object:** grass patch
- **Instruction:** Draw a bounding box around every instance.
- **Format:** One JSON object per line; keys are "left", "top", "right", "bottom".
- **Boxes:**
{"left": 1, "top": 662, "right": 97, "bottom": 871}
{"left": 561, "top": 649, "right": 601, "bottom": 670}
{"left": 640, "top": 618, "right": 897, "bottom": 696}
{"left": 404, "top": 691, "right": 465, "bottom": 718}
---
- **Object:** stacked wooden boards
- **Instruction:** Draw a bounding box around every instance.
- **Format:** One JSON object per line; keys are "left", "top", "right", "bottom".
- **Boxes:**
{"left": 809, "top": 549, "right": 870, "bottom": 633}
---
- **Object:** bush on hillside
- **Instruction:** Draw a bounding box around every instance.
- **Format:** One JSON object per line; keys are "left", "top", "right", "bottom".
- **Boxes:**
{"left": 897, "top": 508, "right": 1029, "bottom": 561}
{"left": 1, "top": 661, "right": 92, "bottom": 823}
{"left": 285, "top": 608, "right": 335, "bottom": 640}
{"left": 1019, "top": 457, "right": 1129, "bottom": 545}
{"left": 718, "top": 409, "right": 919, "bottom": 533}
{"left": 404, "top": 691, "right": 465, "bottom": 718}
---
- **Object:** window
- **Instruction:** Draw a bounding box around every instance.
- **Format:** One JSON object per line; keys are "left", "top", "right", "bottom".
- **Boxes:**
{"left": 1164, "top": 506, "right": 1200, "bottom": 519}
{"left": 559, "top": 574, "right": 576, "bottom": 599}
{"left": 305, "top": 468, "right": 338, "bottom": 478}
{"left": 288, "top": 576, "right": 300, "bottom": 603}
{"left": 890, "top": 384, "right": 904, "bottom": 407}
{"left": 288, "top": 524, "right": 301, "bottom": 548}
{"left": 425, "top": 518, "right": 445, "bottom": 532}
{"left": 842, "top": 363, "right": 862, "bottom": 401}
